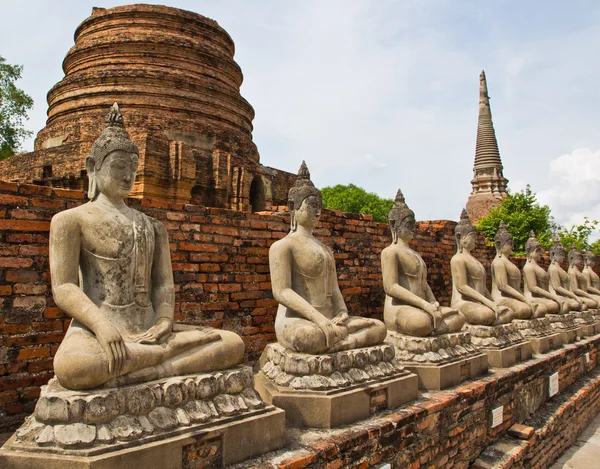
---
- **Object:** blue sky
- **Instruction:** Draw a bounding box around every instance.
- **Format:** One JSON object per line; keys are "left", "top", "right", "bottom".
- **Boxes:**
{"left": 1, "top": 0, "right": 600, "bottom": 229}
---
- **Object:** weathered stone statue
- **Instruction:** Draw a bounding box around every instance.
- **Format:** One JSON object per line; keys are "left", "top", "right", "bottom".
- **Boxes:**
{"left": 490, "top": 224, "right": 559, "bottom": 353}
{"left": 50, "top": 103, "right": 243, "bottom": 390}
{"left": 382, "top": 189, "right": 465, "bottom": 336}
{"left": 451, "top": 210, "right": 514, "bottom": 325}
{"left": 382, "top": 191, "right": 486, "bottom": 390}
{"left": 1, "top": 104, "right": 284, "bottom": 467}
{"left": 269, "top": 161, "right": 387, "bottom": 354}
{"left": 256, "top": 162, "right": 417, "bottom": 427}
{"left": 451, "top": 210, "right": 530, "bottom": 368}
{"left": 548, "top": 237, "right": 586, "bottom": 312}
{"left": 582, "top": 250, "right": 600, "bottom": 304}
{"left": 567, "top": 247, "right": 599, "bottom": 310}
{"left": 491, "top": 221, "right": 538, "bottom": 319}
{"left": 523, "top": 231, "right": 561, "bottom": 315}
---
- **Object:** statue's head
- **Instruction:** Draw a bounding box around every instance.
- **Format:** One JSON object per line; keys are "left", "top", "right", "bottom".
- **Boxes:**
{"left": 568, "top": 246, "right": 583, "bottom": 268}
{"left": 584, "top": 250, "right": 596, "bottom": 267}
{"left": 494, "top": 221, "right": 513, "bottom": 257}
{"left": 388, "top": 189, "right": 415, "bottom": 243}
{"left": 549, "top": 236, "right": 566, "bottom": 264}
{"left": 525, "top": 230, "right": 542, "bottom": 261}
{"left": 287, "top": 161, "right": 322, "bottom": 232}
{"left": 455, "top": 208, "right": 477, "bottom": 253}
{"left": 86, "top": 103, "right": 139, "bottom": 200}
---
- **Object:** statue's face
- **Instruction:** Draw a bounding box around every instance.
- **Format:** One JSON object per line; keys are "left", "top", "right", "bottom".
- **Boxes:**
{"left": 586, "top": 256, "right": 595, "bottom": 267}
{"left": 571, "top": 253, "right": 583, "bottom": 267}
{"left": 500, "top": 239, "right": 513, "bottom": 257}
{"left": 295, "top": 196, "right": 321, "bottom": 230}
{"left": 461, "top": 231, "right": 476, "bottom": 252}
{"left": 397, "top": 215, "right": 416, "bottom": 241}
{"left": 531, "top": 246, "right": 542, "bottom": 261}
{"left": 96, "top": 150, "right": 139, "bottom": 199}
{"left": 553, "top": 251, "right": 565, "bottom": 263}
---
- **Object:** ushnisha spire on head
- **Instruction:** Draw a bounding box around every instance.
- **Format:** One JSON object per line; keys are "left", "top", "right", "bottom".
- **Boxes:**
{"left": 525, "top": 230, "right": 542, "bottom": 257}
{"left": 287, "top": 160, "right": 322, "bottom": 231}
{"left": 494, "top": 220, "right": 512, "bottom": 254}
{"left": 388, "top": 188, "right": 415, "bottom": 243}
{"left": 87, "top": 103, "right": 139, "bottom": 200}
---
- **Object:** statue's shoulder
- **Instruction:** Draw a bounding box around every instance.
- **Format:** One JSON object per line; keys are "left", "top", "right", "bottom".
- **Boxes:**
{"left": 50, "top": 202, "right": 90, "bottom": 228}
{"left": 137, "top": 210, "right": 168, "bottom": 237}
{"left": 269, "top": 234, "right": 292, "bottom": 254}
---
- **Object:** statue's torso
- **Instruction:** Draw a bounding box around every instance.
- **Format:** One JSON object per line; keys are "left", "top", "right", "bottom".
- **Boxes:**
{"left": 569, "top": 266, "right": 587, "bottom": 291}
{"left": 583, "top": 266, "right": 600, "bottom": 289}
{"left": 523, "top": 261, "right": 550, "bottom": 296}
{"left": 451, "top": 252, "right": 487, "bottom": 304}
{"left": 548, "top": 263, "right": 569, "bottom": 294}
{"left": 75, "top": 203, "right": 156, "bottom": 336}
{"left": 492, "top": 257, "right": 522, "bottom": 298}
{"left": 286, "top": 235, "right": 336, "bottom": 318}
{"left": 391, "top": 244, "right": 428, "bottom": 300}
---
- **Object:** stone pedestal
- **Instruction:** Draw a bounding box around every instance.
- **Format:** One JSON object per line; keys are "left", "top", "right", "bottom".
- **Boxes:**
{"left": 464, "top": 323, "right": 532, "bottom": 368}
{"left": 546, "top": 313, "right": 579, "bottom": 345}
{"left": 572, "top": 310, "right": 599, "bottom": 337}
{"left": 386, "top": 331, "right": 488, "bottom": 390}
{"left": 0, "top": 366, "right": 285, "bottom": 469}
{"left": 255, "top": 343, "right": 418, "bottom": 428}
{"left": 512, "top": 317, "right": 562, "bottom": 355}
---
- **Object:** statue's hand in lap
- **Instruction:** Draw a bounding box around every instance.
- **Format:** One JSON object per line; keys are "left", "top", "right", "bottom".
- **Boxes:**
{"left": 95, "top": 320, "right": 128, "bottom": 375}
{"left": 317, "top": 317, "right": 348, "bottom": 348}
{"left": 133, "top": 319, "right": 172, "bottom": 345}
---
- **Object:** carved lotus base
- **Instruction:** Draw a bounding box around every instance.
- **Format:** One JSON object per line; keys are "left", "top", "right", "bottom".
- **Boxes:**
{"left": 547, "top": 312, "right": 586, "bottom": 343}
{"left": 512, "top": 318, "right": 562, "bottom": 355}
{"left": 0, "top": 366, "right": 285, "bottom": 468}
{"left": 463, "top": 324, "right": 532, "bottom": 368}
{"left": 386, "top": 331, "right": 488, "bottom": 390}
{"left": 255, "top": 343, "right": 418, "bottom": 428}
{"left": 571, "top": 310, "right": 599, "bottom": 336}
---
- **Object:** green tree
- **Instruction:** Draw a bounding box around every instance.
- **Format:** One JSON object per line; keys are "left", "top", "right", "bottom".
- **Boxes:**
{"left": 321, "top": 184, "right": 394, "bottom": 223}
{"left": 476, "top": 185, "right": 554, "bottom": 255}
{"left": 557, "top": 217, "right": 599, "bottom": 252}
{"left": 0, "top": 55, "right": 34, "bottom": 160}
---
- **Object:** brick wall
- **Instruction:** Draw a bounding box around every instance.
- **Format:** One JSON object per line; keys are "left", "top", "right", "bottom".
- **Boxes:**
{"left": 0, "top": 182, "right": 554, "bottom": 429}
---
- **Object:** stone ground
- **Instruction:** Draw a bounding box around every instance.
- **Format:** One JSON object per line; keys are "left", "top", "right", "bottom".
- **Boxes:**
{"left": 550, "top": 411, "right": 600, "bottom": 469}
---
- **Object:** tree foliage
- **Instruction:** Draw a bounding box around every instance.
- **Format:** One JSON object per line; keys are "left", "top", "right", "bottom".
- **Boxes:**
{"left": 321, "top": 184, "right": 394, "bottom": 223}
{"left": 557, "top": 218, "right": 600, "bottom": 253}
{"left": 476, "top": 185, "right": 554, "bottom": 255}
{"left": 0, "top": 55, "right": 34, "bottom": 160}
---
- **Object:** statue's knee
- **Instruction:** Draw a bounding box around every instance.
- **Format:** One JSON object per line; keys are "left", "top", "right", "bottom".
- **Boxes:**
{"left": 218, "top": 330, "right": 245, "bottom": 364}
{"left": 292, "top": 326, "right": 326, "bottom": 354}
{"left": 516, "top": 304, "right": 533, "bottom": 319}
{"left": 54, "top": 351, "right": 106, "bottom": 390}
{"left": 403, "top": 314, "right": 433, "bottom": 337}
{"left": 371, "top": 320, "right": 387, "bottom": 342}
{"left": 479, "top": 308, "right": 496, "bottom": 326}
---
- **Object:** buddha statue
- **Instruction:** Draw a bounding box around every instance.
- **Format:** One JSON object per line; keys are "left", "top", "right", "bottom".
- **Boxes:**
{"left": 548, "top": 237, "right": 586, "bottom": 311}
{"left": 568, "top": 247, "right": 599, "bottom": 309}
{"left": 50, "top": 103, "right": 244, "bottom": 390}
{"left": 450, "top": 209, "right": 514, "bottom": 325}
{"left": 582, "top": 250, "right": 600, "bottom": 304}
{"left": 381, "top": 189, "right": 465, "bottom": 336}
{"left": 522, "top": 231, "right": 561, "bottom": 315}
{"left": 269, "top": 161, "right": 387, "bottom": 354}
{"left": 491, "top": 222, "right": 540, "bottom": 318}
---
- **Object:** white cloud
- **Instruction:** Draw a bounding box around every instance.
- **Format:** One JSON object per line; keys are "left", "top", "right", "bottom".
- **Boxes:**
{"left": 538, "top": 148, "right": 600, "bottom": 235}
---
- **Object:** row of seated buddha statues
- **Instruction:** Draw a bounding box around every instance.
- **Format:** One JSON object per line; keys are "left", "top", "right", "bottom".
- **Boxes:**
{"left": 4, "top": 104, "right": 600, "bottom": 468}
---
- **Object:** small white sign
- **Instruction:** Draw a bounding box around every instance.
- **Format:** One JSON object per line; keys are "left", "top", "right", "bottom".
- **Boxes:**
{"left": 549, "top": 372, "right": 559, "bottom": 397}
{"left": 491, "top": 406, "right": 503, "bottom": 428}
{"left": 585, "top": 352, "right": 591, "bottom": 363}
{"left": 378, "top": 465, "right": 391, "bottom": 469}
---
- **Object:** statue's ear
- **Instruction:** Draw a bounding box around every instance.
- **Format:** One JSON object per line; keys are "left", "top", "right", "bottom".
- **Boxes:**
{"left": 288, "top": 201, "right": 294, "bottom": 213}
{"left": 85, "top": 156, "right": 95, "bottom": 176}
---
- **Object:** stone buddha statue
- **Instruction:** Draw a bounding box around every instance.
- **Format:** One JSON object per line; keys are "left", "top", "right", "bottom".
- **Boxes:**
{"left": 568, "top": 247, "right": 598, "bottom": 309}
{"left": 548, "top": 237, "right": 586, "bottom": 312}
{"left": 491, "top": 222, "right": 539, "bottom": 318}
{"left": 451, "top": 209, "right": 514, "bottom": 325}
{"left": 582, "top": 250, "right": 600, "bottom": 303}
{"left": 522, "top": 231, "right": 561, "bottom": 315}
{"left": 50, "top": 103, "right": 244, "bottom": 390}
{"left": 381, "top": 189, "right": 465, "bottom": 336}
{"left": 269, "top": 161, "right": 387, "bottom": 354}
